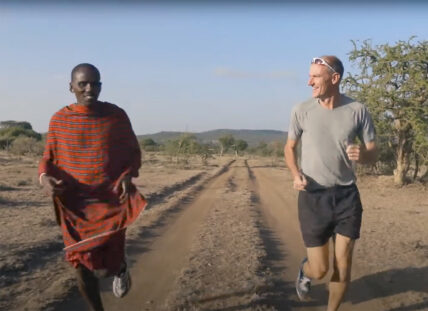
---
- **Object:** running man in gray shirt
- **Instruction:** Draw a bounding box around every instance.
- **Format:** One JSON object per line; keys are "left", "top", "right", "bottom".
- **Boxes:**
{"left": 284, "top": 56, "right": 377, "bottom": 310}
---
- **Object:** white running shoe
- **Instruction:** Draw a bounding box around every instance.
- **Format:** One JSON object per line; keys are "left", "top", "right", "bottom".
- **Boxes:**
{"left": 296, "top": 257, "right": 311, "bottom": 301}
{"left": 112, "top": 263, "right": 131, "bottom": 298}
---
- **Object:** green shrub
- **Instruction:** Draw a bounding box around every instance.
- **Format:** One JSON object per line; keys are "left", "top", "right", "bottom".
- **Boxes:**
{"left": 139, "top": 138, "right": 160, "bottom": 152}
{"left": 9, "top": 136, "right": 44, "bottom": 156}
{"left": 0, "top": 121, "right": 33, "bottom": 130}
{"left": 0, "top": 121, "right": 42, "bottom": 150}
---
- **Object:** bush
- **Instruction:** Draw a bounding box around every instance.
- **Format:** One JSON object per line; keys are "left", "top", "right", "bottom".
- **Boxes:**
{"left": 0, "top": 137, "right": 12, "bottom": 149}
{"left": 139, "top": 138, "right": 160, "bottom": 152}
{"left": 0, "top": 127, "right": 41, "bottom": 140}
{"left": 0, "top": 121, "right": 42, "bottom": 150}
{"left": 163, "top": 134, "right": 216, "bottom": 166}
{"left": 247, "top": 140, "right": 285, "bottom": 158}
{"left": 9, "top": 136, "right": 44, "bottom": 156}
{"left": 0, "top": 121, "right": 33, "bottom": 130}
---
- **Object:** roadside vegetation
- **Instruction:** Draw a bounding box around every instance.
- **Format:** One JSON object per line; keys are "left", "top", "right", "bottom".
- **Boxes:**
{"left": 344, "top": 37, "right": 427, "bottom": 185}
{"left": 0, "top": 121, "right": 44, "bottom": 156}
{"left": 1, "top": 37, "right": 426, "bottom": 185}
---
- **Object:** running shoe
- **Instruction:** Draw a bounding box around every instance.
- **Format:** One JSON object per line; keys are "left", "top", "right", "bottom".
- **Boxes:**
{"left": 296, "top": 257, "right": 311, "bottom": 301}
{"left": 113, "top": 262, "right": 132, "bottom": 298}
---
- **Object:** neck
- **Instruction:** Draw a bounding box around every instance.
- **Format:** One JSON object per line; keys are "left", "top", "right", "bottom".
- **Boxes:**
{"left": 73, "top": 101, "right": 102, "bottom": 113}
{"left": 76, "top": 100, "right": 99, "bottom": 107}
{"left": 317, "top": 90, "right": 341, "bottom": 110}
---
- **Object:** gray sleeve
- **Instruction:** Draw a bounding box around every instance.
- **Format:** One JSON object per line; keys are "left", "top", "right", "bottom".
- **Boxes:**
{"left": 358, "top": 106, "right": 376, "bottom": 143}
{"left": 288, "top": 106, "right": 303, "bottom": 141}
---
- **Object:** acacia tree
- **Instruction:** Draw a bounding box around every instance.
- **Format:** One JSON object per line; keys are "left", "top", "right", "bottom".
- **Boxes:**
{"left": 218, "top": 134, "right": 235, "bottom": 156}
{"left": 271, "top": 140, "right": 285, "bottom": 158}
{"left": 139, "top": 138, "right": 158, "bottom": 151}
{"left": 174, "top": 134, "right": 199, "bottom": 157}
{"left": 343, "top": 37, "right": 428, "bottom": 185}
{"left": 233, "top": 139, "right": 248, "bottom": 157}
{"left": 164, "top": 134, "right": 213, "bottom": 165}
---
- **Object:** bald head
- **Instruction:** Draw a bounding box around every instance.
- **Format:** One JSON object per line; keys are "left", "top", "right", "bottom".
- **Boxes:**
{"left": 320, "top": 55, "right": 344, "bottom": 81}
{"left": 71, "top": 63, "right": 100, "bottom": 82}
{"left": 69, "top": 63, "right": 102, "bottom": 106}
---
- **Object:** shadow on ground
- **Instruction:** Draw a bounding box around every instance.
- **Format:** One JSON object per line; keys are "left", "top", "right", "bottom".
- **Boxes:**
{"left": 295, "top": 266, "right": 428, "bottom": 310}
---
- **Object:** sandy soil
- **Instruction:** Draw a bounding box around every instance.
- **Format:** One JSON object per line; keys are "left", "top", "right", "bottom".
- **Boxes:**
{"left": 0, "top": 153, "right": 427, "bottom": 311}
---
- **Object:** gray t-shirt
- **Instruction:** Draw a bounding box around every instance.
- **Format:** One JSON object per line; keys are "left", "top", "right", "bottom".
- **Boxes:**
{"left": 288, "top": 95, "right": 375, "bottom": 189}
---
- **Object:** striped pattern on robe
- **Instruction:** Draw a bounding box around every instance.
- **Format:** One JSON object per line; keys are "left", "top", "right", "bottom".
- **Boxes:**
{"left": 39, "top": 102, "right": 147, "bottom": 254}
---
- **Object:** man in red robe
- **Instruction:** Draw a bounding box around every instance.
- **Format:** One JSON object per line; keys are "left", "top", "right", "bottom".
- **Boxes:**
{"left": 39, "top": 63, "right": 147, "bottom": 311}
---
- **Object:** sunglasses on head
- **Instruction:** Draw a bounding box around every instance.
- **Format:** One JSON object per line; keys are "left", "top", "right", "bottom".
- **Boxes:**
{"left": 311, "top": 57, "right": 337, "bottom": 73}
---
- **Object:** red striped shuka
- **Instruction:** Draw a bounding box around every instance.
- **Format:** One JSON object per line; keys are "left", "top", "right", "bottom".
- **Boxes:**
{"left": 39, "top": 102, "right": 147, "bottom": 274}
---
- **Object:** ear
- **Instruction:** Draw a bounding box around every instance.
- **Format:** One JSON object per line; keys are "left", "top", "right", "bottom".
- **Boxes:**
{"left": 69, "top": 82, "right": 74, "bottom": 93}
{"left": 331, "top": 72, "right": 341, "bottom": 86}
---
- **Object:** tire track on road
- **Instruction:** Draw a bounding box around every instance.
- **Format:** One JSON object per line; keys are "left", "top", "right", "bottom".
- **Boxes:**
{"left": 165, "top": 160, "right": 268, "bottom": 310}
{"left": 101, "top": 161, "right": 239, "bottom": 310}
{"left": 245, "top": 160, "right": 304, "bottom": 311}
{"left": 248, "top": 161, "right": 386, "bottom": 311}
{"left": 54, "top": 160, "right": 235, "bottom": 311}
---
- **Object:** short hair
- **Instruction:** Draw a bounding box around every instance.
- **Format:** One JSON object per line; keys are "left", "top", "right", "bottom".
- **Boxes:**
{"left": 71, "top": 63, "right": 100, "bottom": 81}
{"left": 321, "top": 55, "right": 344, "bottom": 81}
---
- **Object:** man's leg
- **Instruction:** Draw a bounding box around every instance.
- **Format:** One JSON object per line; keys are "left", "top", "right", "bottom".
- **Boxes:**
{"left": 75, "top": 264, "right": 104, "bottom": 311}
{"left": 297, "top": 189, "right": 334, "bottom": 300}
{"left": 327, "top": 233, "right": 355, "bottom": 311}
{"left": 296, "top": 240, "right": 330, "bottom": 301}
{"left": 112, "top": 260, "right": 132, "bottom": 298}
{"left": 304, "top": 241, "right": 330, "bottom": 280}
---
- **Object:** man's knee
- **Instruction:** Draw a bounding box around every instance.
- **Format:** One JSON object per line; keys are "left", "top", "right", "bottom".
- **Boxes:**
{"left": 332, "top": 257, "right": 352, "bottom": 282}
{"left": 306, "top": 242, "right": 330, "bottom": 280}
{"left": 332, "top": 234, "right": 355, "bottom": 282}
{"left": 307, "top": 261, "right": 329, "bottom": 280}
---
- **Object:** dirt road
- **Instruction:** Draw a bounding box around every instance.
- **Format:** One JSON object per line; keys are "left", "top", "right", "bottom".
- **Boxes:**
{"left": 54, "top": 158, "right": 410, "bottom": 311}
{"left": 249, "top": 163, "right": 387, "bottom": 311}
{"left": 1, "top": 153, "right": 426, "bottom": 311}
{"left": 103, "top": 162, "right": 239, "bottom": 310}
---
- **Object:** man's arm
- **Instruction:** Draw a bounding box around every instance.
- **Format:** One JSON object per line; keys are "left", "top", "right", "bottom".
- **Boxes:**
{"left": 284, "top": 139, "right": 301, "bottom": 178}
{"left": 346, "top": 141, "right": 377, "bottom": 165}
{"left": 113, "top": 109, "right": 142, "bottom": 203}
{"left": 120, "top": 109, "right": 141, "bottom": 177}
{"left": 38, "top": 117, "right": 66, "bottom": 196}
{"left": 355, "top": 105, "right": 377, "bottom": 165}
{"left": 40, "top": 174, "right": 66, "bottom": 196}
{"left": 284, "top": 139, "right": 307, "bottom": 191}
{"left": 359, "top": 141, "right": 377, "bottom": 164}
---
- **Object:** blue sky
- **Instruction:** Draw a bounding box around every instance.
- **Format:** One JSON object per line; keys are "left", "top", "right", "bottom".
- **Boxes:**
{"left": 1, "top": 2, "right": 427, "bottom": 135}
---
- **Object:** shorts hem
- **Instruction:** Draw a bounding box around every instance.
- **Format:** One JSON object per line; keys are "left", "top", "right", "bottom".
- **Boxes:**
{"left": 303, "top": 237, "right": 330, "bottom": 248}
{"left": 334, "top": 230, "right": 360, "bottom": 240}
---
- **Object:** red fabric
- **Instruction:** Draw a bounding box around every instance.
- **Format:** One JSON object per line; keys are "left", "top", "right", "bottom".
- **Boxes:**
{"left": 66, "top": 229, "right": 126, "bottom": 274}
{"left": 39, "top": 102, "right": 147, "bottom": 273}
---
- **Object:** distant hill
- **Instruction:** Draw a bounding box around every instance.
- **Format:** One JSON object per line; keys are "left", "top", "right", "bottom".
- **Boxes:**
{"left": 138, "top": 129, "right": 287, "bottom": 146}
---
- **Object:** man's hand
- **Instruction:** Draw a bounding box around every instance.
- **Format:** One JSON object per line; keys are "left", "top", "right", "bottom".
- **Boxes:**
{"left": 293, "top": 173, "right": 307, "bottom": 191}
{"left": 346, "top": 144, "right": 360, "bottom": 162}
{"left": 114, "top": 174, "right": 131, "bottom": 204}
{"left": 40, "top": 174, "right": 66, "bottom": 197}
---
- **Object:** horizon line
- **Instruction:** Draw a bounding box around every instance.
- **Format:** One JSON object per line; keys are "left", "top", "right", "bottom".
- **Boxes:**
{"left": 137, "top": 128, "right": 288, "bottom": 136}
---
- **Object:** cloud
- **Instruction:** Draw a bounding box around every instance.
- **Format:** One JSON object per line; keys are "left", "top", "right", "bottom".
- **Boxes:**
{"left": 213, "top": 67, "right": 297, "bottom": 80}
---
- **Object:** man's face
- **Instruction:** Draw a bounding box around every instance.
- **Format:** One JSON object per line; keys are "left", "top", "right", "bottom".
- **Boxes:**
{"left": 307, "top": 64, "right": 335, "bottom": 99}
{"left": 70, "top": 67, "right": 101, "bottom": 106}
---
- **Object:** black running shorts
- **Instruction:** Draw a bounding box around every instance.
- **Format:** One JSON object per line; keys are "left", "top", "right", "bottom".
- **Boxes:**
{"left": 298, "top": 184, "right": 363, "bottom": 248}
